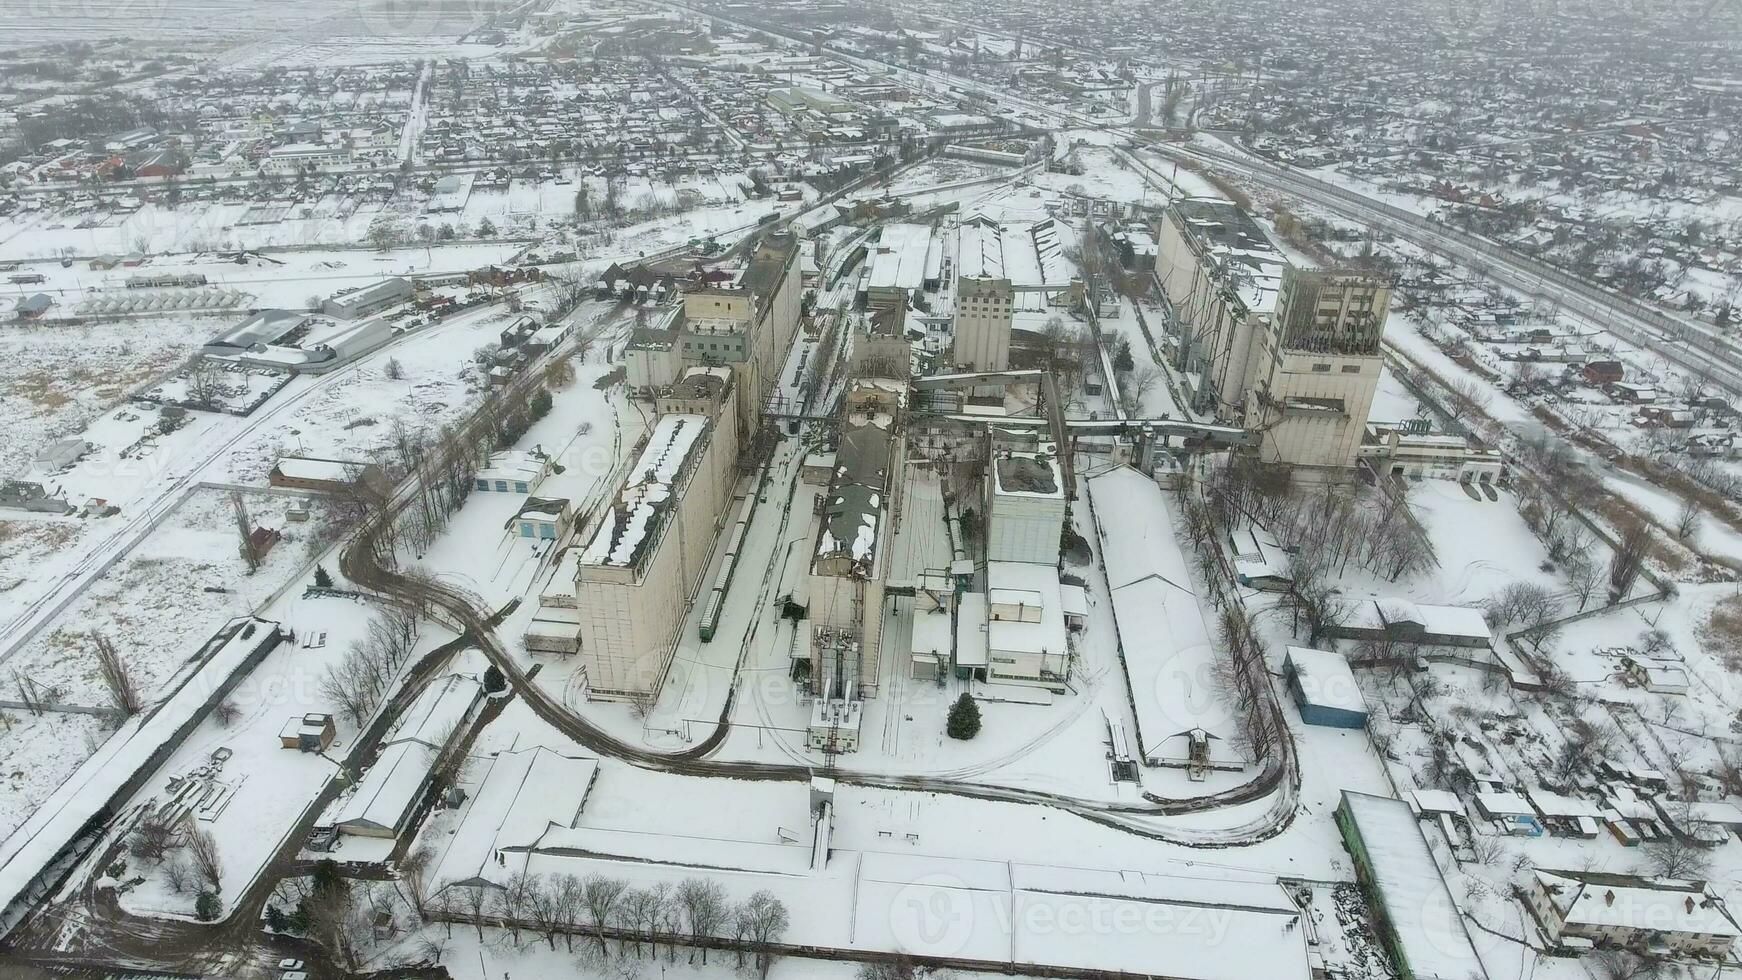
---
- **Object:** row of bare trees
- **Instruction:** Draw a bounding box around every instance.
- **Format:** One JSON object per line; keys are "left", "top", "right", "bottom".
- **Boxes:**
{"left": 422, "top": 869, "right": 790, "bottom": 976}
{"left": 318, "top": 605, "right": 420, "bottom": 727}
{"left": 1214, "top": 604, "right": 1284, "bottom": 764}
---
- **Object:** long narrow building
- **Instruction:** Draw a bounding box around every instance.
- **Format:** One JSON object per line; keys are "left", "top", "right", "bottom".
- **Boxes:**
{"left": 573, "top": 371, "right": 738, "bottom": 699}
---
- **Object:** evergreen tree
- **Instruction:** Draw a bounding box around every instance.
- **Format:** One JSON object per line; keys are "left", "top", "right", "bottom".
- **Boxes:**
{"left": 484, "top": 664, "right": 507, "bottom": 694}
{"left": 313, "top": 565, "right": 332, "bottom": 589}
{"left": 946, "top": 693, "right": 981, "bottom": 740}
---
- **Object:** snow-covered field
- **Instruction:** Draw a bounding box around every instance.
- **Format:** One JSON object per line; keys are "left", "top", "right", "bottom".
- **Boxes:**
{"left": 0, "top": 315, "right": 200, "bottom": 475}
{"left": 0, "top": 488, "right": 345, "bottom": 842}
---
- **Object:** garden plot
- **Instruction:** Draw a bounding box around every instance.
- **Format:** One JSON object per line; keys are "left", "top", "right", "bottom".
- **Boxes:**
{"left": 0, "top": 488, "right": 345, "bottom": 843}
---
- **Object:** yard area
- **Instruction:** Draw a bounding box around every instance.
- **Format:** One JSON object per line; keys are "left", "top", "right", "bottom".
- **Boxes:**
{"left": 0, "top": 487, "right": 346, "bottom": 842}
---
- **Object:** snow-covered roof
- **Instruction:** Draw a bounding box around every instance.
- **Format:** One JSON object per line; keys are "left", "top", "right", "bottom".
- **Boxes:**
{"left": 910, "top": 606, "right": 953, "bottom": 660}
{"left": 1284, "top": 646, "right": 1366, "bottom": 715}
{"left": 1349, "top": 598, "right": 1492, "bottom": 643}
{"left": 1087, "top": 466, "right": 1219, "bottom": 762}
{"left": 1339, "top": 791, "right": 1487, "bottom": 980}
{"left": 272, "top": 456, "right": 362, "bottom": 484}
{"left": 432, "top": 747, "right": 598, "bottom": 891}
{"left": 1526, "top": 789, "right": 1605, "bottom": 820}
{"left": 953, "top": 216, "right": 1073, "bottom": 289}
{"left": 476, "top": 449, "right": 548, "bottom": 486}
{"left": 1410, "top": 789, "right": 1464, "bottom": 816}
{"left": 986, "top": 561, "right": 1067, "bottom": 659}
{"left": 866, "top": 223, "right": 932, "bottom": 292}
{"left": 328, "top": 674, "right": 482, "bottom": 834}
{"left": 955, "top": 592, "right": 989, "bottom": 667}
{"left": 1535, "top": 870, "right": 1741, "bottom": 939}
{"left": 1475, "top": 791, "right": 1535, "bottom": 818}
{"left": 580, "top": 414, "right": 708, "bottom": 568}
{"left": 991, "top": 449, "right": 1062, "bottom": 498}
{"left": 386, "top": 673, "right": 482, "bottom": 749}
{"left": 1170, "top": 198, "right": 1285, "bottom": 315}
{"left": 1060, "top": 583, "right": 1088, "bottom": 620}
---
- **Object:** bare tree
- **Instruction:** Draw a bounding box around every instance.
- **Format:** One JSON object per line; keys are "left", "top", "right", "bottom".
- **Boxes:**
{"left": 306, "top": 883, "right": 367, "bottom": 973}
{"left": 550, "top": 873, "right": 585, "bottom": 951}
{"left": 677, "top": 877, "right": 728, "bottom": 964}
{"left": 1565, "top": 552, "right": 1599, "bottom": 612}
{"left": 620, "top": 886, "right": 660, "bottom": 959}
{"left": 1643, "top": 828, "right": 1711, "bottom": 879}
{"left": 1445, "top": 375, "right": 1493, "bottom": 425}
{"left": 858, "top": 960, "right": 922, "bottom": 980}
{"left": 1674, "top": 498, "right": 1702, "bottom": 542}
{"left": 739, "top": 889, "right": 789, "bottom": 978}
{"left": 581, "top": 874, "right": 627, "bottom": 955}
{"left": 184, "top": 359, "right": 224, "bottom": 409}
{"left": 1608, "top": 518, "right": 1652, "bottom": 602}
{"left": 163, "top": 855, "right": 193, "bottom": 894}
{"left": 185, "top": 818, "right": 223, "bottom": 893}
{"left": 494, "top": 870, "right": 536, "bottom": 941}
{"left": 129, "top": 809, "right": 179, "bottom": 862}
{"left": 1119, "top": 364, "right": 1162, "bottom": 417}
{"left": 461, "top": 884, "right": 490, "bottom": 940}
{"left": 384, "top": 356, "right": 404, "bottom": 381}
{"left": 400, "top": 845, "right": 434, "bottom": 916}
{"left": 527, "top": 874, "right": 567, "bottom": 949}
{"left": 232, "top": 490, "right": 262, "bottom": 574}
{"left": 1591, "top": 949, "right": 1662, "bottom": 980}
{"left": 89, "top": 632, "right": 143, "bottom": 715}
{"left": 213, "top": 699, "right": 241, "bottom": 727}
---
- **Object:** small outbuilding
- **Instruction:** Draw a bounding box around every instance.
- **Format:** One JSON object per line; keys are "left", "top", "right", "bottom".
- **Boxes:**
{"left": 279, "top": 713, "right": 336, "bottom": 752}
{"left": 1283, "top": 646, "right": 1368, "bottom": 729}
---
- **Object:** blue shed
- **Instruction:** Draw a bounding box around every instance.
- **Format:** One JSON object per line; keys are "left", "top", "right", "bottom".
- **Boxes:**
{"left": 1284, "top": 646, "right": 1368, "bottom": 729}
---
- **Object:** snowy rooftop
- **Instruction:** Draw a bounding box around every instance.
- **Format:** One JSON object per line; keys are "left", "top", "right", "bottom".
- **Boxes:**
{"left": 956, "top": 592, "right": 990, "bottom": 668}
{"left": 579, "top": 414, "right": 708, "bottom": 568}
{"left": 986, "top": 561, "right": 1067, "bottom": 658}
{"left": 866, "top": 223, "right": 932, "bottom": 292}
{"left": 385, "top": 673, "right": 482, "bottom": 750}
{"left": 327, "top": 674, "right": 481, "bottom": 835}
{"left": 272, "top": 456, "right": 361, "bottom": 484}
{"left": 954, "top": 216, "right": 1073, "bottom": 288}
{"left": 1534, "top": 870, "right": 1741, "bottom": 938}
{"left": 1348, "top": 598, "right": 1492, "bottom": 643}
{"left": 1284, "top": 646, "right": 1365, "bottom": 714}
{"left": 992, "top": 450, "right": 1062, "bottom": 498}
{"left": 910, "top": 605, "right": 953, "bottom": 660}
{"left": 476, "top": 449, "right": 548, "bottom": 486}
{"left": 1087, "top": 466, "right": 1219, "bottom": 763}
{"left": 432, "top": 747, "right": 598, "bottom": 892}
{"left": 1172, "top": 198, "right": 1286, "bottom": 315}
{"left": 1338, "top": 791, "right": 1487, "bottom": 980}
